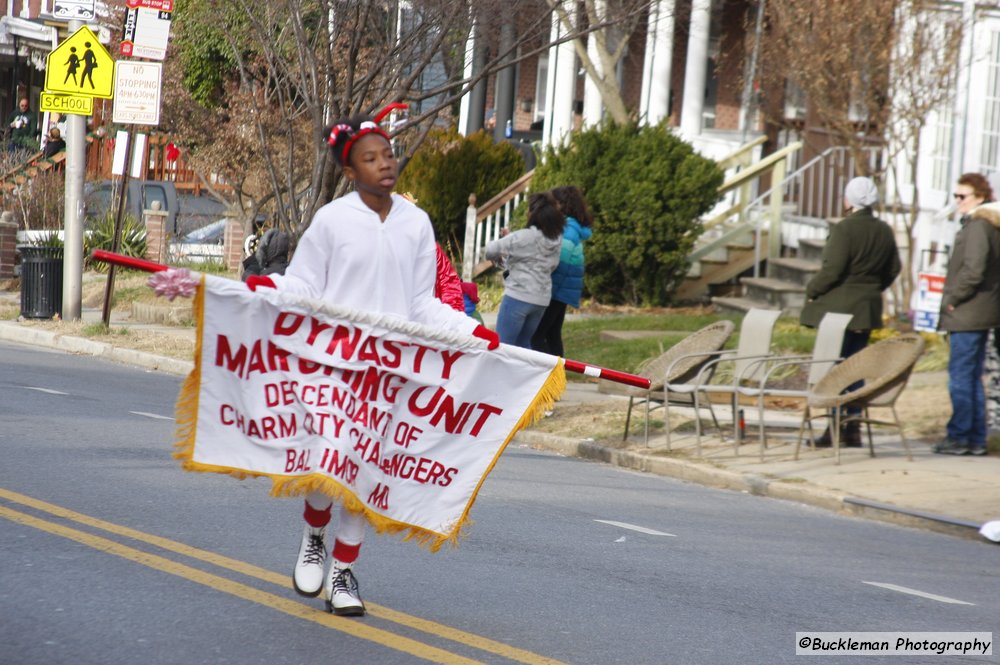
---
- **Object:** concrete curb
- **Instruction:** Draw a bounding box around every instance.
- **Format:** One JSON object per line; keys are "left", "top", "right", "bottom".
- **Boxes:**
{"left": 514, "top": 430, "right": 985, "bottom": 541}
{"left": 0, "top": 322, "right": 193, "bottom": 377}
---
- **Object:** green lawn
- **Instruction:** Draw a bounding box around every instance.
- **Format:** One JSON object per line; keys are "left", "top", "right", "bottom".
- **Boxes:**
{"left": 556, "top": 311, "right": 945, "bottom": 380}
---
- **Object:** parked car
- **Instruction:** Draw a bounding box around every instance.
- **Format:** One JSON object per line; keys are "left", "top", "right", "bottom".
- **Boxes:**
{"left": 169, "top": 218, "right": 227, "bottom": 264}
{"left": 84, "top": 180, "right": 179, "bottom": 233}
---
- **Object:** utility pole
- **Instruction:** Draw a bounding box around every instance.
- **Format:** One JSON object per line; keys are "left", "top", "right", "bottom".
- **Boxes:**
{"left": 62, "top": 18, "right": 86, "bottom": 321}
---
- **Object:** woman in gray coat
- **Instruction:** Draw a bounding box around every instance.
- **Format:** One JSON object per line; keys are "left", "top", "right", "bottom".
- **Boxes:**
{"left": 934, "top": 173, "right": 1000, "bottom": 455}
{"left": 485, "top": 192, "right": 565, "bottom": 348}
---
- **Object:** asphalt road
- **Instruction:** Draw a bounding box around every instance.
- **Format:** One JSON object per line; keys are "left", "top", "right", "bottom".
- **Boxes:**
{"left": 2, "top": 340, "right": 998, "bottom": 664}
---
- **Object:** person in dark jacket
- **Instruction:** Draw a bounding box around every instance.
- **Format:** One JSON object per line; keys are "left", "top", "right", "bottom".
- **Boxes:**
{"left": 933, "top": 174, "right": 1000, "bottom": 456}
{"left": 531, "top": 185, "right": 593, "bottom": 356}
{"left": 241, "top": 228, "right": 290, "bottom": 279}
{"left": 799, "top": 176, "right": 901, "bottom": 447}
{"left": 6, "top": 97, "right": 37, "bottom": 152}
{"left": 42, "top": 127, "right": 65, "bottom": 158}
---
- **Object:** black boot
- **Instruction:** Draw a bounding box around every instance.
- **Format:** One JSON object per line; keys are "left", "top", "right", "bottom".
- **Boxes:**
{"left": 842, "top": 421, "right": 863, "bottom": 448}
{"left": 812, "top": 427, "right": 833, "bottom": 448}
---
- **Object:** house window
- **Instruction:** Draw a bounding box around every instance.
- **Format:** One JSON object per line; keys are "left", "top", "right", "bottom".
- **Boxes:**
{"left": 930, "top": 105, "right": 953, "bottom": 192}
{"left": 979, "top": 31, "right": 1000, "bottom": 177}
{"left": 784, "top": 79, "right": 806, "bottom": 121}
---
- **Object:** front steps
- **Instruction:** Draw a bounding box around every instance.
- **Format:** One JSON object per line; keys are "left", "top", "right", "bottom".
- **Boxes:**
{"left": 712, "top": 237, "right": 826, "bottom": 316}
{"left": 676, "top": 226, "right": 769, "bottom": 304}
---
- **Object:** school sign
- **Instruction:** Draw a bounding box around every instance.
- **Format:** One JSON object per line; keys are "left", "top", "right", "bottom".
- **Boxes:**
{"left": 44, "top": 26, "right": 115, "bottom": 99}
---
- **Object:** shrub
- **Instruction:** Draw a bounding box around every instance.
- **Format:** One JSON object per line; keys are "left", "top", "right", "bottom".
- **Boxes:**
{"left": 84, "top": 212, "right": 148, "bottom": 272}
{"left": 531, "top": 121, "right": 724, "bottom": 306}
{"left": 397, "top": 128, "right": 525, "bottom": 250}
{"left": 5, "top": 169, "right": 65, "bottom": 231}
{"left": 28, "top": 231, "right": 64, "bottom": 247}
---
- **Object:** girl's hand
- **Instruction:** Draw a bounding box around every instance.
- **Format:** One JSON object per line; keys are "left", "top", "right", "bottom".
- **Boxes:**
{"left": 472, "top": 325, "right": 500, "bottom": 350}
{"left": 246, "top": 275, "right": 276, "bottom": 291}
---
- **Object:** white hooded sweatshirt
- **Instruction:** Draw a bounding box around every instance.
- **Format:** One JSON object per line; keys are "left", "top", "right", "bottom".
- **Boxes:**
{"left": 271, "top": 192, "right": 476, "bottom": 334}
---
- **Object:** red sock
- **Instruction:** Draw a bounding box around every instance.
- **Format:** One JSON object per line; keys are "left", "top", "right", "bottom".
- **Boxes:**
{"left": 303, "top": 501, "right": 332, "bottom": 528}
{"left": 332, "top": 539, "right": 361, "bottom": 564}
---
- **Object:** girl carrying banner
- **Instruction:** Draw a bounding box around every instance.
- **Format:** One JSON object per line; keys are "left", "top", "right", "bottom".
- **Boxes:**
{"left": 247, "top": 105, "right": 500, "bottom": 616}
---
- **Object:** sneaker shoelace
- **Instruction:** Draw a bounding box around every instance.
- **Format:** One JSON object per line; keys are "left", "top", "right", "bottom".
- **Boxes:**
{"left": 302, "top": 534, "right": 325, "bottom": 566}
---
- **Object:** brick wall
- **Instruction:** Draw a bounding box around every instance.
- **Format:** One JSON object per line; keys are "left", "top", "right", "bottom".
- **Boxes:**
{"left": 223, "top": 217, "right": 245, "bottom": 272}
{"left": 0, "top": 218, "right": 16, "bottom": 278}
{"left": 144, "top": 209, "right": 168, "bottom": 266}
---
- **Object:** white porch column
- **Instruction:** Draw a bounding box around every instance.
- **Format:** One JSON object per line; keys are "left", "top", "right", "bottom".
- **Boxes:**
{"left": 639, "top": 0, "right": 675, "bottom": 125}
{"left": 543, "top": 4, "right": 578, "bottom": 149}
{"left": 582, "top": 0, "right": 605, "bottom": 127}
{"left": 679, "top": 0, "right": 711, "bottom": 138}
{"left": 458, "top": 22, "right": 475, "bottom": 136}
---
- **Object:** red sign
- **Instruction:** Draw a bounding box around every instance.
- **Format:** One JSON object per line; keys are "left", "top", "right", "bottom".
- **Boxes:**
{"left": 126, "top": 0, "right": 173, "bottom": 10}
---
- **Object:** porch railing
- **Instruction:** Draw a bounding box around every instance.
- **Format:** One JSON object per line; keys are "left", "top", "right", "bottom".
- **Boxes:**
{"left": 686, "top": 142, "right": 803, "bottom": 272}
{"left": 743, "top": 145, "right": 883, "bottom": 275}
{"left": 461, "top": 170, "right": 533, "bottom": 280}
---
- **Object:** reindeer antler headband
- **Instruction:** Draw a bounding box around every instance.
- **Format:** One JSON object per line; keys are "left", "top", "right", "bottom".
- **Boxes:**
{"left": 328, "top": 103, "right": 408, "bottom": 164}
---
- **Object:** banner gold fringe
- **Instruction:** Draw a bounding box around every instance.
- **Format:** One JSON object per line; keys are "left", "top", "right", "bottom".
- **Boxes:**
{"left": 173, "top": 276, "right": 205, "bottom": 468}
{"left": 171, "top": 279, "right": 567, "bottom": 551}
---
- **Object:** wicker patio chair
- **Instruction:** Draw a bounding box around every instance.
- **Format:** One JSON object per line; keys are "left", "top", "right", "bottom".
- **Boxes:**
{"left": 597, "top": 320, "right": 735, "bottom": 446}
{"left": 795, "top": 333, "right": 926, "bottom": 465}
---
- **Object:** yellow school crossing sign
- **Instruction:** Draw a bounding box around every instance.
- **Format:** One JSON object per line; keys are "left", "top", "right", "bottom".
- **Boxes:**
{"left": 44, "top": 26, "right": 115, "bottom": 99}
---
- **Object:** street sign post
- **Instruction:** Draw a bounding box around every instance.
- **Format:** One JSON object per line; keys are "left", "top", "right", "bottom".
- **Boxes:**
{"left": 44, "top": 26, "right": 115, "bottom": 99}
{"left": 112, "top": 62, "right": 162, "bottom": 125}
{"left": 40, "top": 92, "right": 93, "bottom": 116}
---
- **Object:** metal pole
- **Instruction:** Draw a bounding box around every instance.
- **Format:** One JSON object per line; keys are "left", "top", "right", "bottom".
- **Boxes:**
{"left": 62, "top": 18, "right": 85, "bottom": 321}
{"left": 101, "top": 126, "right": 135, "bottom": 327}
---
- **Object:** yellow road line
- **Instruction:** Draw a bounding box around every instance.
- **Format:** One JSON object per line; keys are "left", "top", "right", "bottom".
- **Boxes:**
{"left": 0, "top": 504, "right": 483, "bottom": 665}
{"left": 0, "top": 488, "right": 569, "bottom": 665}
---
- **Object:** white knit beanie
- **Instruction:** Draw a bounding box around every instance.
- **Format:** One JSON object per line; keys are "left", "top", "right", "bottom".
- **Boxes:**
{"left": 844, "top": 176, "right": 879, "bottom": 208}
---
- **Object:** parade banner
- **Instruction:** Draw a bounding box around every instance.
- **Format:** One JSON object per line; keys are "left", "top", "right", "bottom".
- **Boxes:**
{"left": 175, "top": 276, "right": 565, "bottom": 550}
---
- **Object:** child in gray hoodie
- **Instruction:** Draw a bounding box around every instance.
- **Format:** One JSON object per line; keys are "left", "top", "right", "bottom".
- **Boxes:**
{"left": 485, "top": 192, "right": 565, "bottom": 348}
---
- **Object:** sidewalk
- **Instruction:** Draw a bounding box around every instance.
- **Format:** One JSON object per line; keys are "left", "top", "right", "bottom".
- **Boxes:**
{"left": 2, "top": 295, "right": 999, "bottom": 543}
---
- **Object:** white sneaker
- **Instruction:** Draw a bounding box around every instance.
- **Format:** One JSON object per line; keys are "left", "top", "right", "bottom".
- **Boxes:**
{"left": 324, "top": 563, "right": 365, "bottom": 616}
{"left": 292, "top": 526, "right": 326, "bottom": 597}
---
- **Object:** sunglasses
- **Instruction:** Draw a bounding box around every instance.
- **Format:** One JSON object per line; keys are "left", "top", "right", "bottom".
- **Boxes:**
{"left": 953, "top": 193, "right": 972, "bottom": 201}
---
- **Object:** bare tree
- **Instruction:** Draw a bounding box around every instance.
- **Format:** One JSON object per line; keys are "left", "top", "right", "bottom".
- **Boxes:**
{"left": 547, "top": 0, "right": 653, "bottom": 123}
{"left": 882, "top": 0, "right": 962, "bottom": 308}
{"left": 759, "top": 0, "right": 896, "bottom": 172}
{"left": 756, "top": 0, "right": 962, "bottom": 314}
{"left": 165, "top": 0, "right": 659, "bottom": 239}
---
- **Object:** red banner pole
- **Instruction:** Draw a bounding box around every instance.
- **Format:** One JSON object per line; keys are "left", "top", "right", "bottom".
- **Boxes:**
{"left": 89, "top": 250, "right": 652, "bottom": 389}
{"left": 91, "top": 249, "right": 170, "bottom": 273}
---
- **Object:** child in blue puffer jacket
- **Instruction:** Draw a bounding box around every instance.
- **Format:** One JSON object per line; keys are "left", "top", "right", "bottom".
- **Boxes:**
{"left": 531, "top": 186, "right": 593, "bottom": 356}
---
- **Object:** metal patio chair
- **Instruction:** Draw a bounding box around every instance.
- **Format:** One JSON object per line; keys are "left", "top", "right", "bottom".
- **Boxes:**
{"left": 736, "top": 312, "right": 853, "bottom": 460}
{"left": 664, "top": 308, "right": 782, "bottom": 456}
{"left": 597, "top": 320, "right": 735, "bottom": 446}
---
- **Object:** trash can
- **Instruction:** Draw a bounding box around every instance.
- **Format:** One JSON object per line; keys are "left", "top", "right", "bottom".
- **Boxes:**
{"left": 18, "top": 245, "right": 63, "bottom": 319}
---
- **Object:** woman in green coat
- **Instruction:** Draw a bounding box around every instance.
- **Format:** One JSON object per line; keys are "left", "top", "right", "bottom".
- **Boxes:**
{"left": 799, "top": 176, "right": 902, "bottom": 447}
